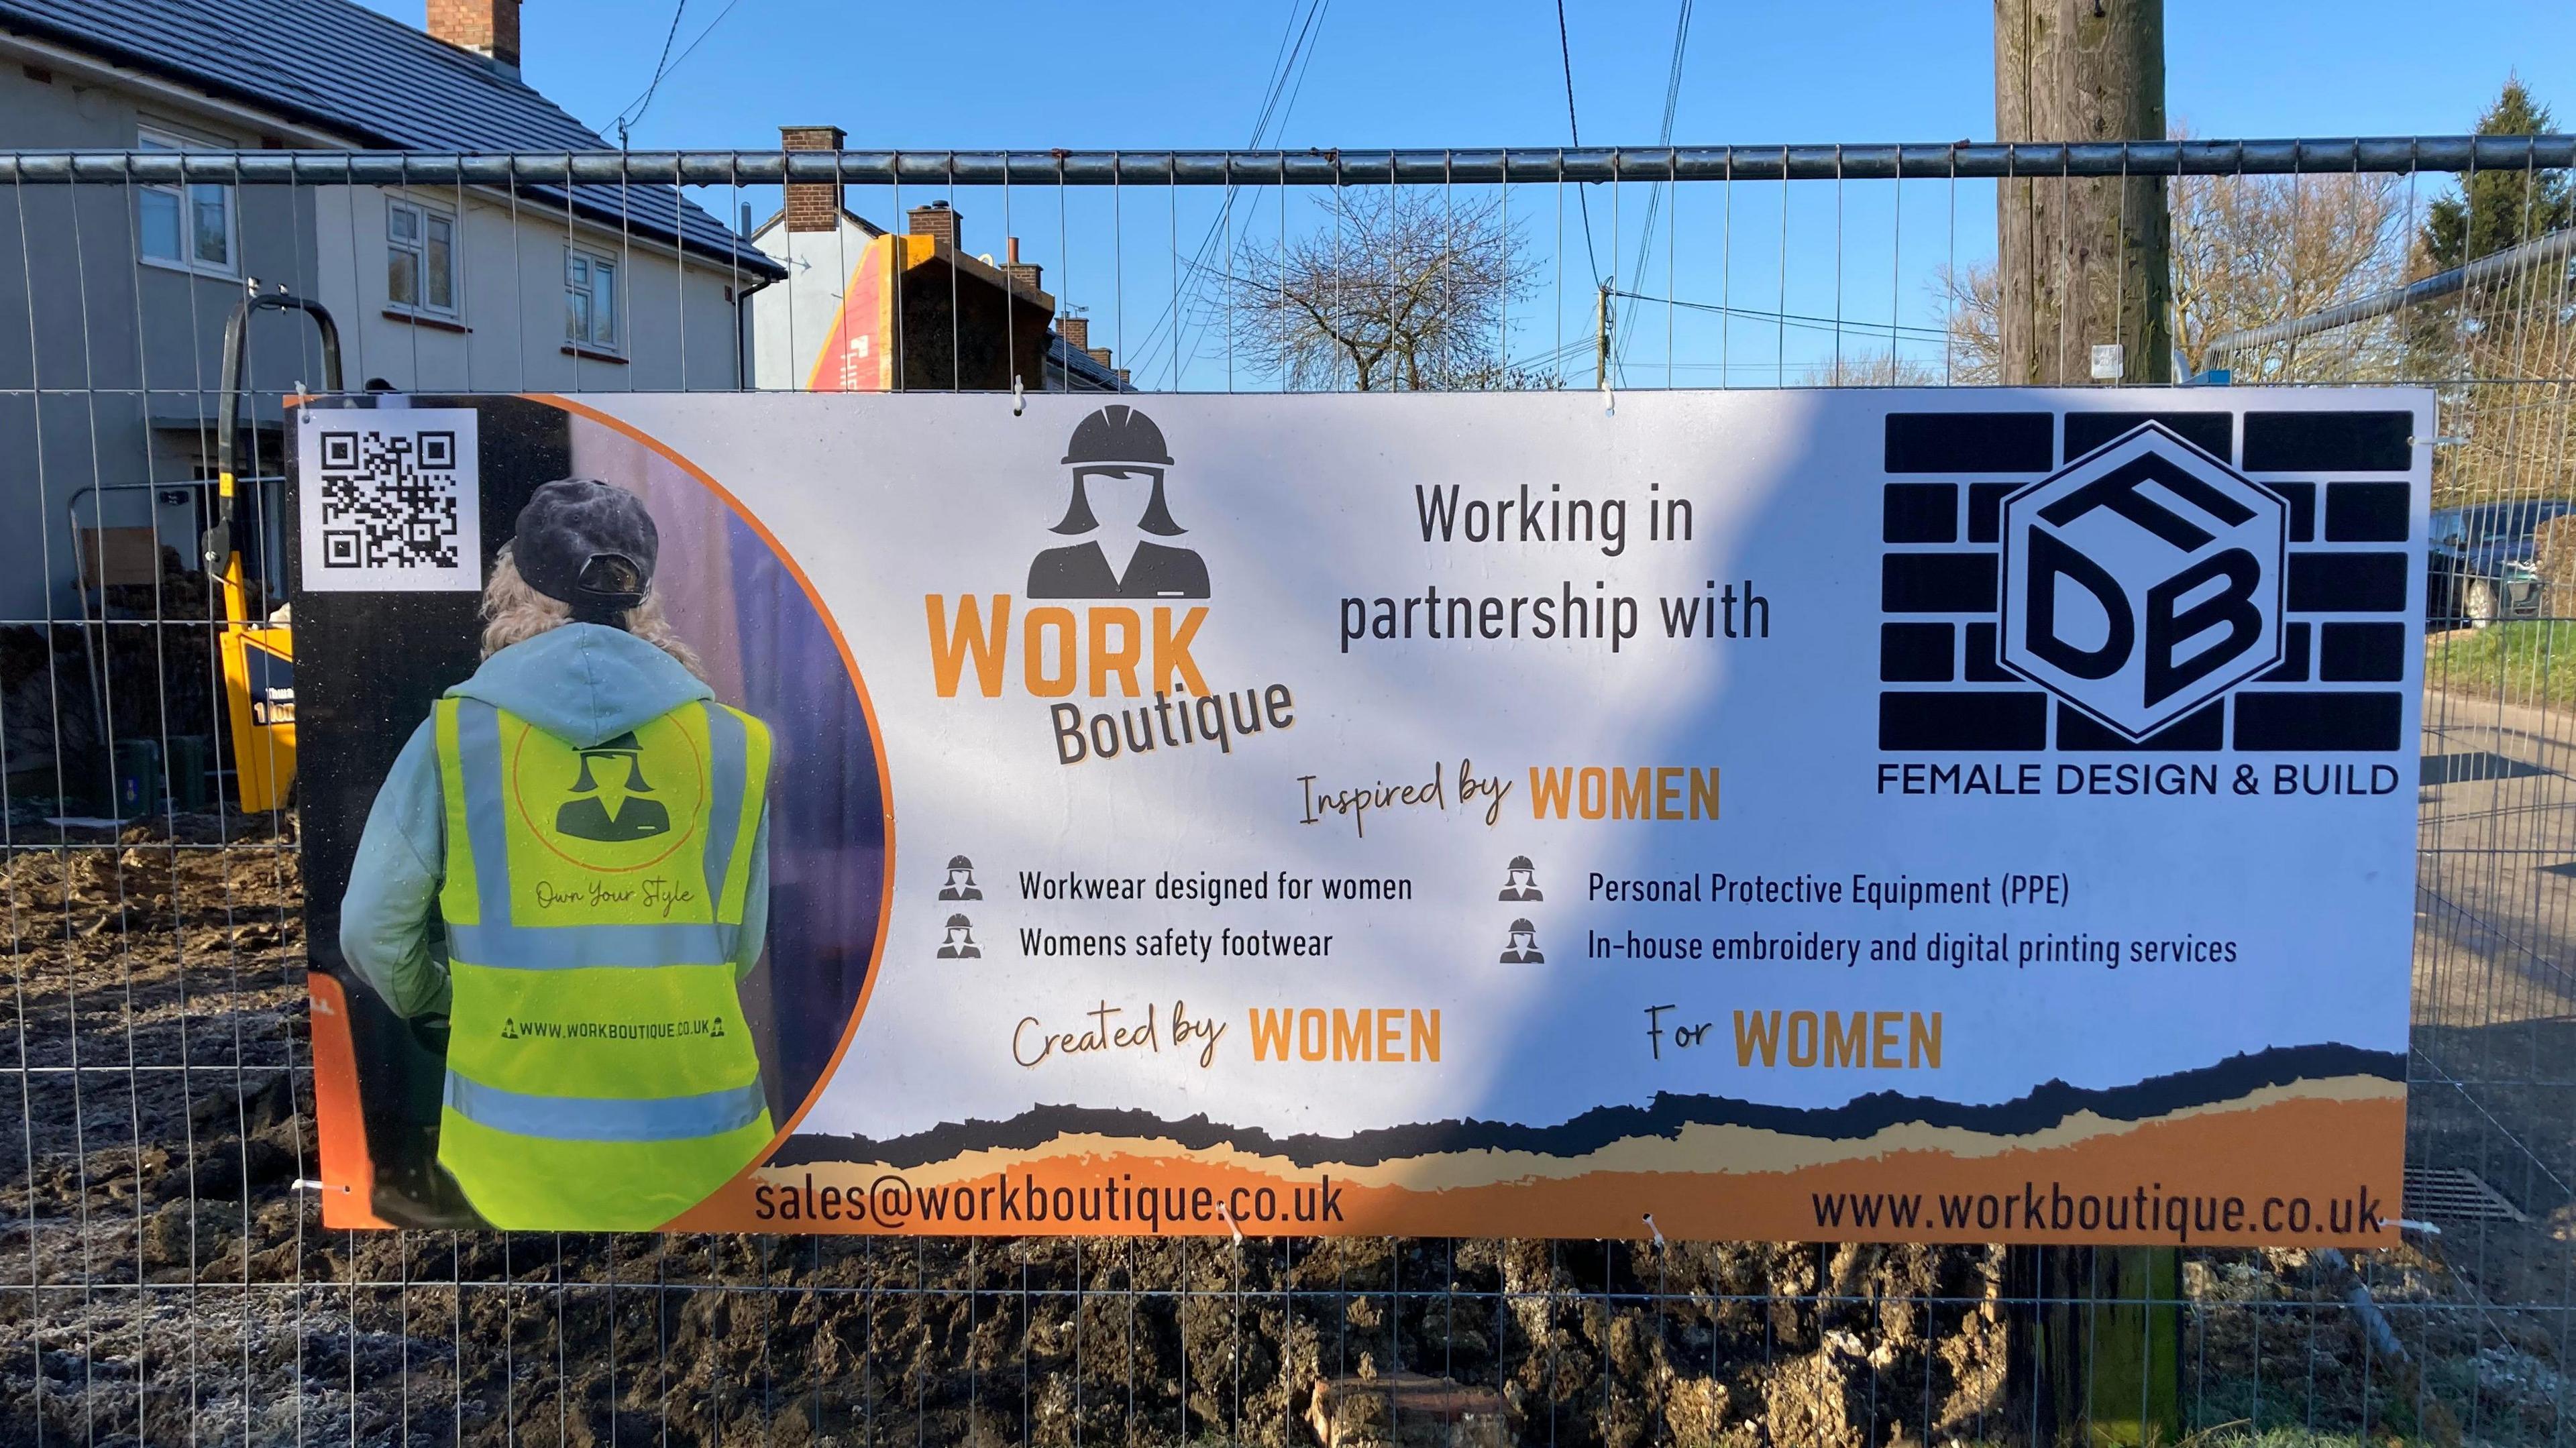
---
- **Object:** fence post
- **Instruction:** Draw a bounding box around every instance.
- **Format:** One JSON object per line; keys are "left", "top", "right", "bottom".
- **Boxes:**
{"left": 2015, "top": 1247, "right": 2180, "bottom": 1447}
{"left": 2084, "top": 1247, "right": 2181, "bottom": 1447}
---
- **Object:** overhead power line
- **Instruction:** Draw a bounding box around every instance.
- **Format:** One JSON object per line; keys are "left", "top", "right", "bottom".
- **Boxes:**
{"left": 1133, "top": 0, "right": 1332, "bottom": 383}
{"left": 1607, "top": 288, "right": 1949, "bottom": 340}
{"left": 614, "top": 0, "right": 690, "bottom": 148}
{"left": 1510, "top": 292, "right": 1947, "bottom": 379}
{"left": 611, "top": 0, "right": 753, "bottom": 144}
{"left": 1614, "top": 0, "right": 1695, "bottom": 379}
{"left": 1554, "top": 0, "right": 1602, "bottom": 288}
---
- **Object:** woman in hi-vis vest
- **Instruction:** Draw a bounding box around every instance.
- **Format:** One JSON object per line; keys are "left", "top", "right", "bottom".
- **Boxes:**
{"left": 340, "top": 479, "right": 776, "bottom": 1231}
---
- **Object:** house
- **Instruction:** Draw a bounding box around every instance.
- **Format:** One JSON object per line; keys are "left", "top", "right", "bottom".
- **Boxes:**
{"left": 749, "top": 125, "right": 1126, "bottom": 394}
{"left": 0, "top": 0, "right": 784, "bottom": 625}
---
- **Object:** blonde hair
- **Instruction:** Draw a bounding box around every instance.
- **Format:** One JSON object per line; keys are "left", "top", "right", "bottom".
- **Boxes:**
{"left": 480, "top": 545, "right": 704, "bottom": 679}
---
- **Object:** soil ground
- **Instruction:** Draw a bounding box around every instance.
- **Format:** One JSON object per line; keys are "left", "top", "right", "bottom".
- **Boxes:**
{"left": 0, "top": 747, "right": 2565, "bottom": 1447}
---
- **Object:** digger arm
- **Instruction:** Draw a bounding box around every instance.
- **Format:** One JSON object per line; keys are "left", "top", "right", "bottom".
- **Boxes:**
{"left": 206, "top": 282, "right": 341, "bottom": 622}
{"left": 207, "top": 282, "right": 339, "bottom": 814}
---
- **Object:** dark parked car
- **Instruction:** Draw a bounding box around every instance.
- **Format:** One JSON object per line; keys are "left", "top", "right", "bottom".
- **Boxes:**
{"left": 2428, "top": 500, "right": 2576, "bottom": 628}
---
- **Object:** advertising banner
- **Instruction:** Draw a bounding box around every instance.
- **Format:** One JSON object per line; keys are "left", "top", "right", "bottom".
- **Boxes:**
{"left": 297, "top": 388, "right": 2428, "bottom": 1242}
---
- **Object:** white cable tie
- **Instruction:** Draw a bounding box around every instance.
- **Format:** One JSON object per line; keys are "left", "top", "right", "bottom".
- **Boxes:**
{"left": 2392, "top": 1217, "right": 2441, "bottom": 1235}
{"left": 1012, "top": 374, "right": 1026, "bottom": 416}
{"left": 1216, "top": 1203, "right": 1244, "bottom": 1245}
{"left": 1642, "top": 1212, "right": 1664, "bottom": 1247}
{"left": 289, "top": 1178, "right": 326, "bottom": 1192}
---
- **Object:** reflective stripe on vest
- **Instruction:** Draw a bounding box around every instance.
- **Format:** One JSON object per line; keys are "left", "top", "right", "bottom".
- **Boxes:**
{"left": 431, "top": 691, "right": 773, "bottom": 1224}
{"left": 443, "top": 1074, "right": 769, "bottom": 1144}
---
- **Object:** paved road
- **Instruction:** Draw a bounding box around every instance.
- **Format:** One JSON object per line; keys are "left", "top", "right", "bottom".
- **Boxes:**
{"left": 2418, "top": 687, "right": 2576, "bottom": 1030}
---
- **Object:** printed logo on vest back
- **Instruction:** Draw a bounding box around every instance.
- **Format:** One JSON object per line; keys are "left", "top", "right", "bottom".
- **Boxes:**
{"left": 557, "top": 730, "right": 674, "bottom": 841}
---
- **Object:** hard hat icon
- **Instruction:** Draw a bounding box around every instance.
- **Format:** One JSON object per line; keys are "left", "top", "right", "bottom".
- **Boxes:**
{"left": 938, "top": 913, "right": 981, "bottom": 960}
{"left": 1499, "top": 918, "right": 1544, "bottom": 965}
{"left": 939, "top": 854, "right": 982, "bottom": 901}
{"left": 1061, "top": 404, "right": 1173, "bottom": 467}
{"left": 1049, "top": 406, "right": 1184, "bottom": 540}
{"left": 1499, "top": 856, "right": 1543, "bottom": 902}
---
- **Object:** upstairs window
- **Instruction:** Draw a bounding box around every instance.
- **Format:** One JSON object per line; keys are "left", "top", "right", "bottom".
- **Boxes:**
{"left": 137, "top": 127, "right": 234, "bottom": 276}
{"left": 565, "top": 247, "right": 619, "bottom": 351}
{"left": 387, "top": 199, "right": 458, "bottom": 316}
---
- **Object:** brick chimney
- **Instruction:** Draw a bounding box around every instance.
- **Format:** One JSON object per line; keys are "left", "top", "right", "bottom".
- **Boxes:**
{"left": 780, "top": 125, "right": 845, "bottom": 233}
{"left": 908, "top": 201, "right": 961, "bottom": 248}
{"left": 428, "top": 0, "right": 520, "bottom": 70}
{"left": 1004, "top": 237, "right": 1042, "bottom": 296}
{"left": 1059, "top": 315, "right": 1089, "bottom": 352}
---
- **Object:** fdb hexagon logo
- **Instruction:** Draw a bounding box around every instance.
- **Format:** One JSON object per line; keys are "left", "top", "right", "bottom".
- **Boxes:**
{"left": 1999, "top": 425, "right": 2285, "bottom": 740}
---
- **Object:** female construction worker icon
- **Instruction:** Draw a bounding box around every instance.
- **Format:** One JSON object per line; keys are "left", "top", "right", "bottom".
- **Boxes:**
{"left": 555, "top": 732, "right": 673, "bottom": 842}
{"left": 1027, "top": 405, "right": 1210, "bottom": 600}
{"left": 337, "top": 478, "right": 777, "bottom": 1233}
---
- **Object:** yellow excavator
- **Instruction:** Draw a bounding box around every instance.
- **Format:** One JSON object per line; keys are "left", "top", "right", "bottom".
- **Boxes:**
{"left": 203, "top": 282, "right": 339, "bottom": 814}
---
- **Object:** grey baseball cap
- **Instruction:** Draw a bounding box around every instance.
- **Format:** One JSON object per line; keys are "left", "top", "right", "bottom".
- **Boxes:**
{"left": 511, "top": 478, "right": 659, "bottom": 623}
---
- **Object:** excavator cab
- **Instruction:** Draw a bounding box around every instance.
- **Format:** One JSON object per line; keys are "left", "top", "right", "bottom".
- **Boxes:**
{"left": 206, "top": 282, "right": 338, "bottom": 814}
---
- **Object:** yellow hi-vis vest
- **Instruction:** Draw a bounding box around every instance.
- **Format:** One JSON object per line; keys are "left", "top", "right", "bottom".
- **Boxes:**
{"left": 433, "top": 694, "right": 773, "bottom": 1230}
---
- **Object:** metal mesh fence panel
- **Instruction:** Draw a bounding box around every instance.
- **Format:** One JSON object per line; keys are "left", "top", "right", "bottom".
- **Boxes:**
{"left": 0, "top": 139, "right": 2568, "bottom": 1445}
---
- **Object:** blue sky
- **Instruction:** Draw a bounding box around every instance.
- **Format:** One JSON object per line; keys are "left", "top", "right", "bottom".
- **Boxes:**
{"left": 366, "top": 0, "right": 2576, "bottom": 387}
{"left": 398, "top": 0, "right": 2572, "bottom": 151}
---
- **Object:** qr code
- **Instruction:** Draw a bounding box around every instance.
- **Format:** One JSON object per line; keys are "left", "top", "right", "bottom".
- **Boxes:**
{"left": 297, "top": 410, "right": 480, "bottom": 593}
{"left": 317, "top": 429, "right": 462, "bottom": 568}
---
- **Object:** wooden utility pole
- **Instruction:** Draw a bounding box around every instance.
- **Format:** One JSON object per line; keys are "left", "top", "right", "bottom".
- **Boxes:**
{"left": 1996, "top": 5, "right": 2183, "bottom": 1440}
{"left": 1593, "top": 283, "right": 1614, "bottom": 392}
{"left": 1994, "top": 0, "right": 2173, "bottom": 383}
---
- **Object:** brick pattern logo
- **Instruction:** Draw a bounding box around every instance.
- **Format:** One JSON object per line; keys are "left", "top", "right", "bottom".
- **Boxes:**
{"left": 1878, "top": 408, "right": 2414, "bottom": 754}
{"left": 1998, "top": 426, "right": 2285, "bottom": 739}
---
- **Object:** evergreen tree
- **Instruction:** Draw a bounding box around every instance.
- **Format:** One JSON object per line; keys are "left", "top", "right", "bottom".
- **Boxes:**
{"left": 2408, "top": 78, "right": 2575, "bottom": 506}
{"left": 2420, "top": 78, "right": 2572, "bottom": 268}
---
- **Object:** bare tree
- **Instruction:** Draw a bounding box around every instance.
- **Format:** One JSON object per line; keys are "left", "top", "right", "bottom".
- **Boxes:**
{"left": 1803, "top": 351, "right": 1947, "bottom": 387}
{"left": 1220, "top": 188, "right": 1537, "bottom": 390}
{"left": 1940, "top": 158, "right": 2406, "bottom": 386}
{"left": 2169, "top": 165, "right": 2406, "bottom": 380}
{"left": 1937, "top": 262, "right": 2002, "bottom": 384}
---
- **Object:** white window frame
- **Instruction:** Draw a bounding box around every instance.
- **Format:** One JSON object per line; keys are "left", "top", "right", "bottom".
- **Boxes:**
{"left": 564, "top": 244, "right": 622, "bottom": 353}
{"left": 136, "top": 126, "right": 237, "bottom": 278}
{"left": 385, "top": 196, "right": 461, "bottom": 319}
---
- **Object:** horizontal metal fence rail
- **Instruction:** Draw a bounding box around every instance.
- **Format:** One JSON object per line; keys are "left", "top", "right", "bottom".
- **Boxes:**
{"left": 1, "top": 134, "right": 2571, "bottom": 187}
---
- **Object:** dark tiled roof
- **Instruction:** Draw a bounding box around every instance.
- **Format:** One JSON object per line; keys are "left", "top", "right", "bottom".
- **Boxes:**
{"left": 1, "top": 0, "right": 780, "bottom": 276}
{"left": 1048, "top": 334, "right": 1128, "bottom": 392}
